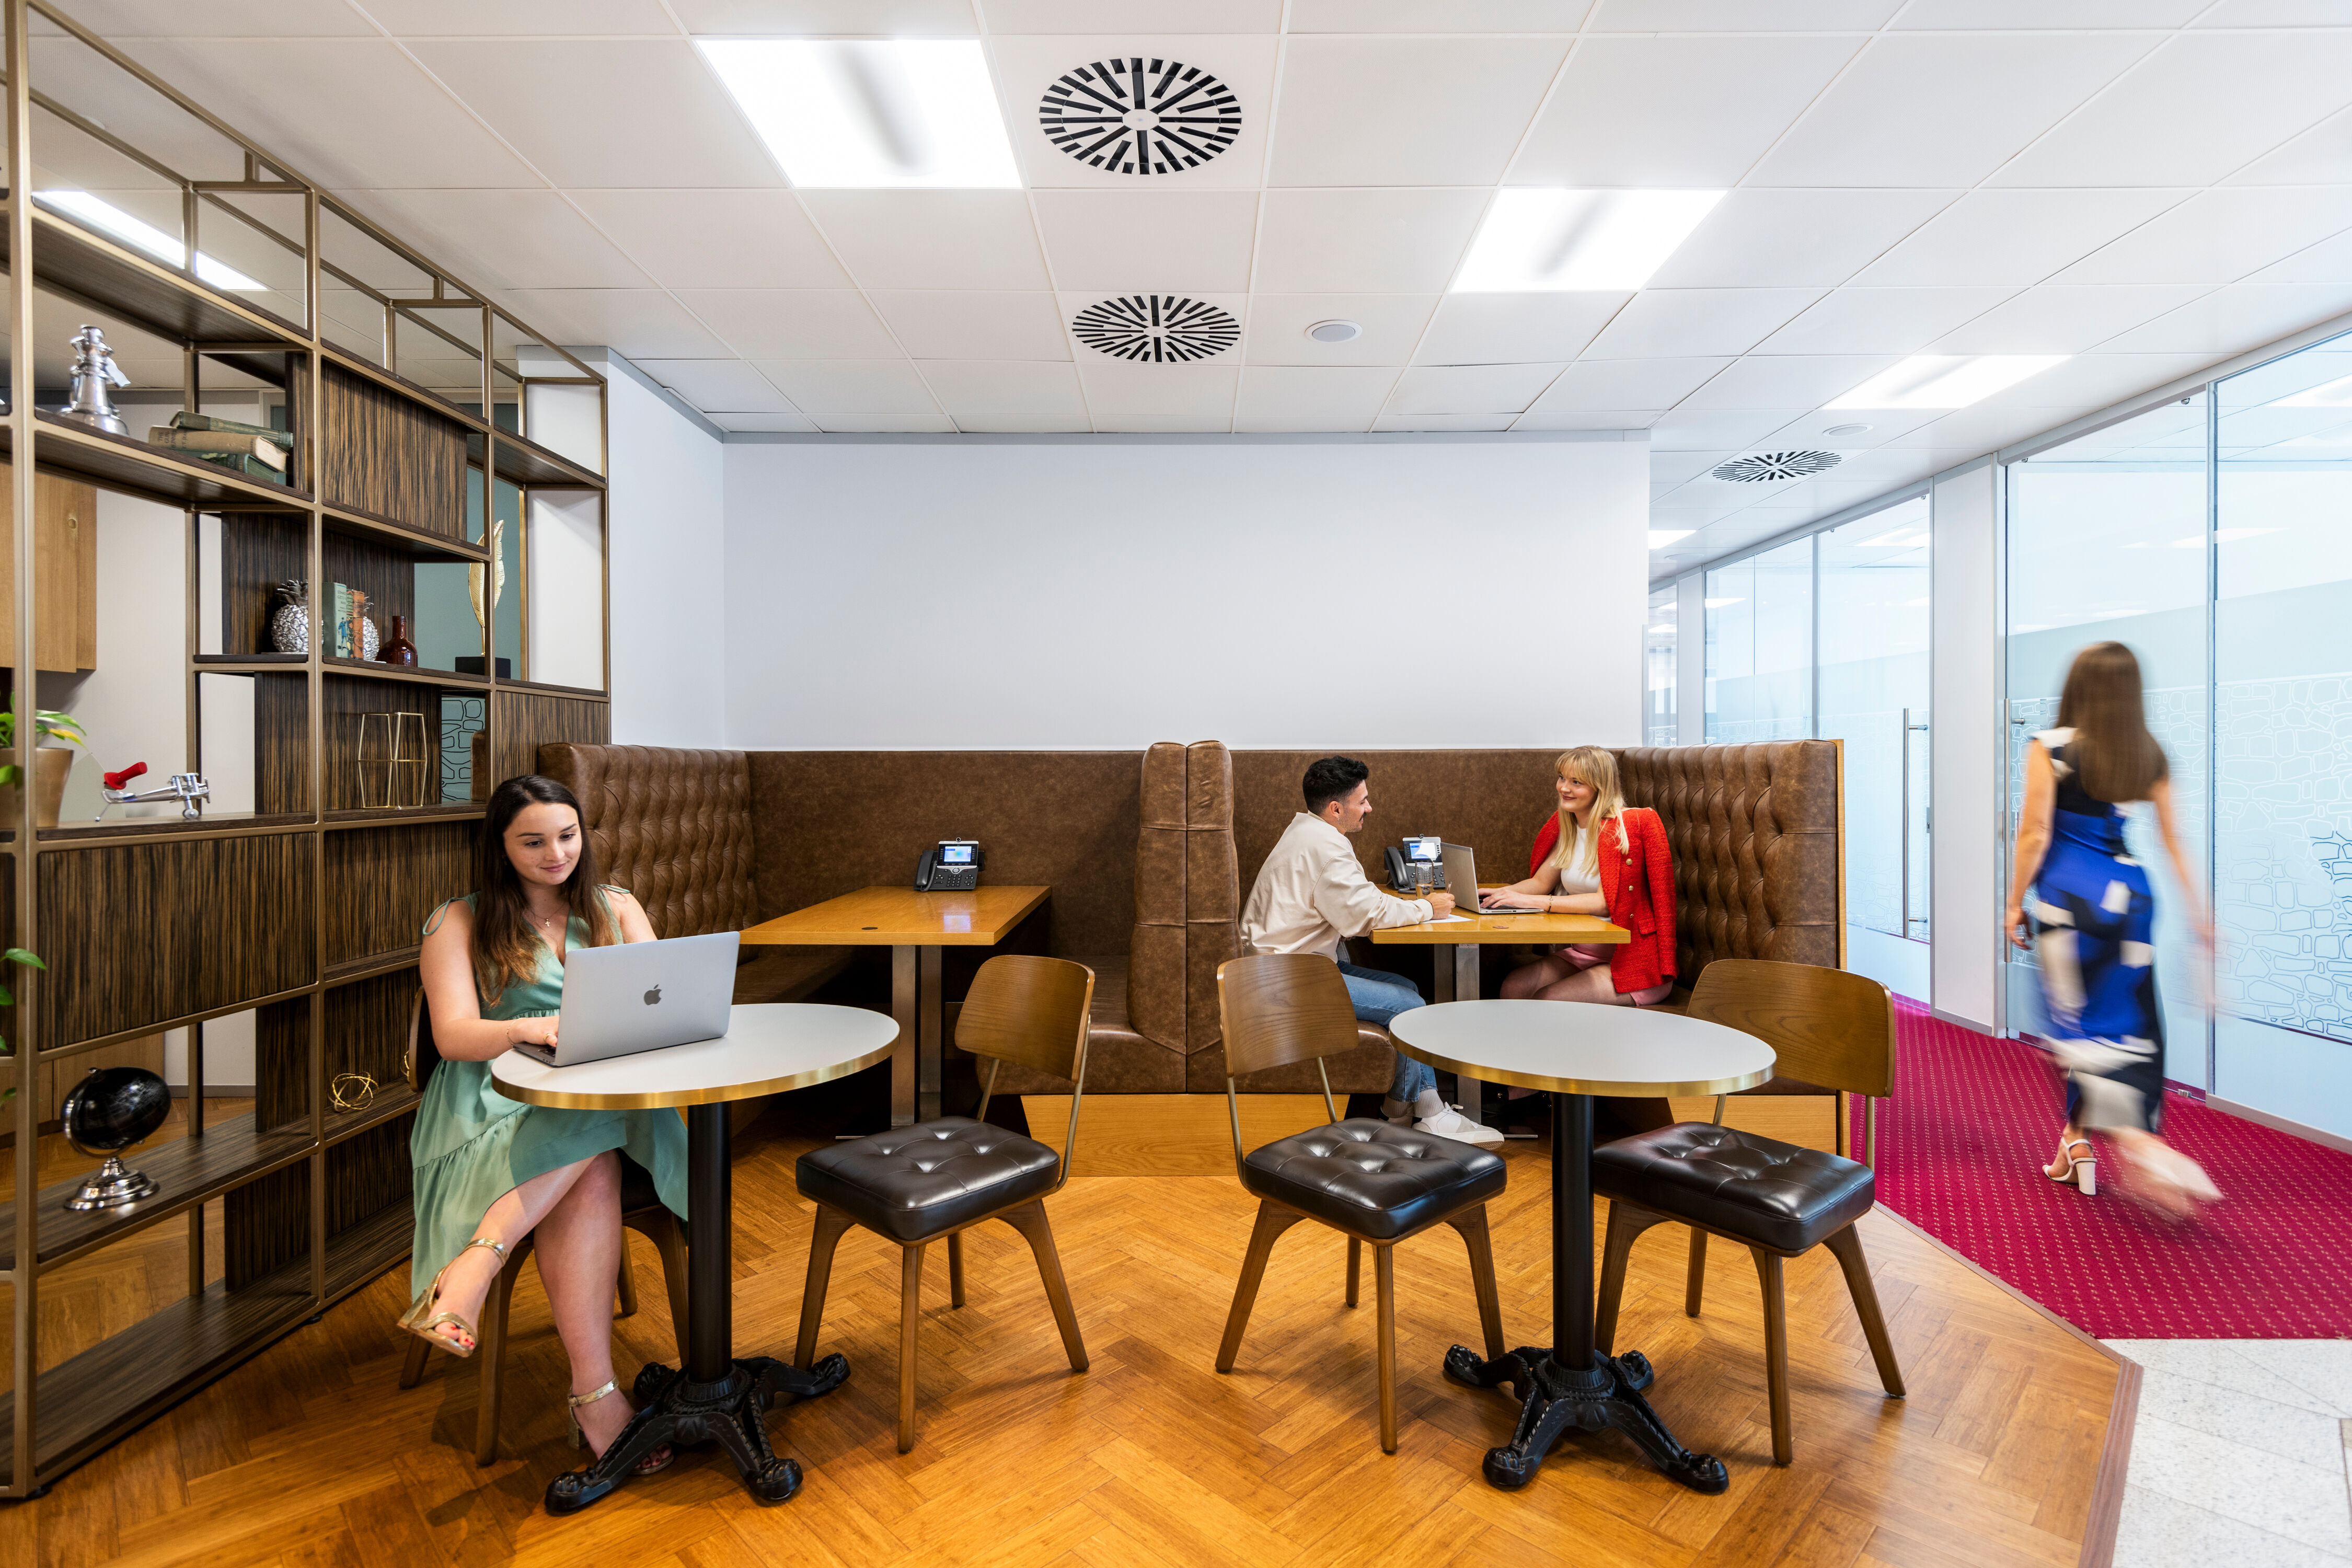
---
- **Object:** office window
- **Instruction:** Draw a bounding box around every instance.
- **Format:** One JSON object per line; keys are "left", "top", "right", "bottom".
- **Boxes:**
{"left": 1704, "top": 536, "right": 1812, "bottom": 743}
{"left": 1645, "top": 586, "right": 1677, "bottom": 746}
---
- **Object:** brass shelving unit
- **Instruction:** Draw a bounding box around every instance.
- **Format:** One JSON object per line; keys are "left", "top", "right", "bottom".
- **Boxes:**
{"left": 2, "top": 0, "right": 615, "bottom": 1494}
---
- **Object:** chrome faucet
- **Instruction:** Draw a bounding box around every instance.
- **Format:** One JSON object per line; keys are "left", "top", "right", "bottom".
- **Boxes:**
{"left": 97, "top": 765, "right": 210, "bottom": 821}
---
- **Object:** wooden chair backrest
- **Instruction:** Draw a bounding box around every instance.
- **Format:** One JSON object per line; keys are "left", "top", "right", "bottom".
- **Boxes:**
{"left": 1685, "top": 959, "right": 1894, "bottom": 1099}
{"left": 1215, "top": 955, "right": 1362, "bottom": 1175}
{"left": 959, "top": 954, "right": 1095, "bottom": 1085}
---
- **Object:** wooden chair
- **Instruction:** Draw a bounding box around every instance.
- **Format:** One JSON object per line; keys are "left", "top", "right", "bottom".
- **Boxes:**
{"left": 1212, "top": 954, "right": 1508, "bottom": 1454}
{"left": 394, "top": 991, "right": 690, "bottom": 1466}
{"left": 1592, "top": 960, "right": 1905, "bottom": 1466}
{"left": 792, "top": 954, "right": 1095, "bottom": 1454}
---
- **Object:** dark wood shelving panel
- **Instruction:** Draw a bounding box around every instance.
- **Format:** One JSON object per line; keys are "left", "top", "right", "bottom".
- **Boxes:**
{"left": 192, "top": 651, "right": 307, "bottom": 665}
{"left": 326, "top": 944, "right": 421, "bottom": 987}
{"left": 325, "top": 504, "right": 488, "bottom": 564}
{"left": 474, "top": 428, "right": 605, "bottom": 490}
{"left": 325, "top": 1082, "right": 419, "bottom": 1147}
{"left": 320, "top": 345, "right": 491, "bottom": 436}
{"left": 0, "top": 1111, "right": 313, "bottom": 1272}
{"left": 0, "top": 199, "right": 312, "bottom": 350}
{"left": 322, "top": 658, "right": 488, "bottom": 690}
{"left": 33, "top": 413, "right": 312, "bottom": 511}
{"left": 322, "top": 803, "right": 486, "bottom": 827}
{"left": 36, "top": 812, "right": 315, "bottom": 844}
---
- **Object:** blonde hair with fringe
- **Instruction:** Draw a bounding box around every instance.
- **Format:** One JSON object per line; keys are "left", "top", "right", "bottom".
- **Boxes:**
{"left": 1542, "top": 745, "right": 1627, "bottom": 881}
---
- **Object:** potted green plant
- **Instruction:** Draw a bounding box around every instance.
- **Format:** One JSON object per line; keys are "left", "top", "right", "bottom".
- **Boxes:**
{"left": 0, "top": 698, "right": 87, "bottom": 829}
{"left": 0, "top": 946, "right": 47, "bottom": 1108}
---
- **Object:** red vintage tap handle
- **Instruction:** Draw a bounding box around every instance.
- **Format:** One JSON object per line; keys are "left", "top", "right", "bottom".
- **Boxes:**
{"left": 103, "top": 762, "right": 148, "bottom": 791}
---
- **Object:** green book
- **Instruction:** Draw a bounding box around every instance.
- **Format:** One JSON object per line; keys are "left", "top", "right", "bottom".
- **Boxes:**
{"left": 171, "top": 409, "right": 294, "bottom": 451}
{"left": 188, "top": 449, "right": 290, "bottom": 485}
{"left": 333, "top": 583, "right": 353, "bottom": 658}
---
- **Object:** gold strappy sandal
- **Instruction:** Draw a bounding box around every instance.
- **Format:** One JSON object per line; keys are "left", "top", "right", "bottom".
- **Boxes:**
{"left": 395, "top": 1236, "right": 505, "bottom": 1357}
{"left": 568, "top": 1380, "right": 674, "bottom": 1476}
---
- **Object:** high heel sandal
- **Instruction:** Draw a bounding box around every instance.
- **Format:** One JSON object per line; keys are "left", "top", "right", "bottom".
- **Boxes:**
{"left": 2131, "top": 1143, "right": 2222, "bottom": 1218}
{"left": 569, "top": 1380, "right": 673, "bottom": 1477}
{"left": 395, "top": 1236, "right": 505, "bottom": 1357}
{"left": 2047, "top": 1136, "right": 2096, "bottom": 1195}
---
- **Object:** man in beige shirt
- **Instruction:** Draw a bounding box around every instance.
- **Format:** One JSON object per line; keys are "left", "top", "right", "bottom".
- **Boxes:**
{"left": 1240, "top": 756, "right": 1501, "bottom": 1146}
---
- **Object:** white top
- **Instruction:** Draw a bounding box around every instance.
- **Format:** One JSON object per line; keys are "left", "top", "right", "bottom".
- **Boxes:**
{"left": 1542, "top": 825, "right": 1601, "bottom": 897}
{"left": 1241, "top": 812, "right": 1433, "bottom": 960}
{"left": 490, "top": 1003, "right": 901, "bottom": 1111}
{"left": 1389, "top": 999, "right": 1775, "bottom": 1097}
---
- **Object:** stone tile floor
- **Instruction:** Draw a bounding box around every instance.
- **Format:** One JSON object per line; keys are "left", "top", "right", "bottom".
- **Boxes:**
{"left": 2107, "top": 1340, "right": 2352, "bottom": 1565}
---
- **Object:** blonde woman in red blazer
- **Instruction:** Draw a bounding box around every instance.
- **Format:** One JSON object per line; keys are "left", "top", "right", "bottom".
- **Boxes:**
{"left": 1494, "top": 746, "right": 1677, "bottom": 1006}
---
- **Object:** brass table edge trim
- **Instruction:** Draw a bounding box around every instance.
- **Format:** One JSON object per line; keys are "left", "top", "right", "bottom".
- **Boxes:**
{"left": 739, "top": 887, "right": 1052, "bottom": 946}
{"left": 1368, "top": 926, "right": 1630, "bottom": 944}
{"left": 490, "top": 1035, "right": 902, "bottom": 1111}
{"left": 1388, "top": 1039, "right": 1774, "bottom": 1100}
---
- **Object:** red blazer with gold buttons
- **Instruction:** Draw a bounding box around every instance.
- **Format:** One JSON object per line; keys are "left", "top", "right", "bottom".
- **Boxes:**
{"left": 1526, "top": 806, "right": 1678, "bottom": 995}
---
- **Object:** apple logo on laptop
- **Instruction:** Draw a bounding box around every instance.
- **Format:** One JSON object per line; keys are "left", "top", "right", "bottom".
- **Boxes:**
{"left": 644, "top": 984, "right": 662, "bottom": 1006}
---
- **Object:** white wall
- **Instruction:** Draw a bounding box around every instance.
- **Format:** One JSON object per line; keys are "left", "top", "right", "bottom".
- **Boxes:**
{"left": 527, "top": 489, "right": 604, "bottom": 690}
{"left": 721, "top": 435, "right": 1649, "bottom": 750}
{"left": 1930, "top": 460, "right": 2000, "bottom": 1031}
{"left": 37, "top": 488, "right": 188, "bottom": 823}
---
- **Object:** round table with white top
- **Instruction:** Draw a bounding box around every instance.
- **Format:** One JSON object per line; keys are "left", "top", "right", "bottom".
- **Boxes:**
{"left": 493, "top": 1003, "right": 899, "bottom": 1514}
{"left": 1389, "top": 999, "right": 1774, "bottom": 1495}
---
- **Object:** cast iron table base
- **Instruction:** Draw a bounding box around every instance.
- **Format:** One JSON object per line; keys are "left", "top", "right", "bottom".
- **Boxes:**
{"left": 1442, "top": 1091, "right": 1729, "bottom": 1495}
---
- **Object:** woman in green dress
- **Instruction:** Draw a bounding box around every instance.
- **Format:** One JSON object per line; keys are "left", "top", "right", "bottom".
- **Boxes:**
{"left": 399, "top": 774, "right": 689, "bottom": 1472}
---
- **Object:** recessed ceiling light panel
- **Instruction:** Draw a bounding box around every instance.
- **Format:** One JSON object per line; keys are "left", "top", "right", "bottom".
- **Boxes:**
{"left": 1453, "top": 189, "right": 1723, "bottom": 293}
{"left": 1072, "top": 295, "right": 1239, "bottom": 362}
{"left": 36, "top": 189, "right": 262, "bottom": 289}
{"left": 1306, "top": 319, "right": 1361, "bottom": 343}
{"left": 698, "top": 40, "right": 1019, "bottom": 189}
{"left": 1827, "top": 354, "right": 2067, "bottom": 410}
{"left": 1040, "top": 57, "right": 1241, "bottom": 175}
{"left": 1711, "top": 451, "right": 1841, "bottom": 483}
{"left": 1647, "top": 529, "right": 1693, "bottom": 549}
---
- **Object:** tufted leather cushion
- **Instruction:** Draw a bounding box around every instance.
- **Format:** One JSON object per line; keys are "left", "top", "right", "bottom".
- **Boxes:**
{"left": 1592, "top": 1123, "right": 1874, "bottom": 1254}
{"left": 797, "top": 1116, "right": 1060, "bottom": 1242}
{"left": 539, "top": 743, "right": 758, "bottom": 939}
{"left": 1243, "top": 1118, "right": 1505, "bottom": 1241}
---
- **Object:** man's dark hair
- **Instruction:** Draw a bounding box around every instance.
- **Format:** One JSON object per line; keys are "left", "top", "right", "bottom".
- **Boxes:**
{"left": 1302, "top": 755, "right": 1370, "bottom": 814}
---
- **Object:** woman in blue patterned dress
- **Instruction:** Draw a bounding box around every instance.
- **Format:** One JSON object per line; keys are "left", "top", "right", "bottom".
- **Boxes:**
{"left": 2005, "top": 642, "right": 2219, "bottom": 1216}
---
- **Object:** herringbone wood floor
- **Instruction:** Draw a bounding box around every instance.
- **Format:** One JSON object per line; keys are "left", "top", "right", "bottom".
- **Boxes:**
{"left": 3, "top": 1101, "right": 2124, "bottom": 1568}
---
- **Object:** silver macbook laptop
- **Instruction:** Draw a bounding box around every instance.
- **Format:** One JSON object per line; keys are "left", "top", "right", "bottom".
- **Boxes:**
{"left": 513, "top": 931, "right": 740, "bottom": 1067}
{"left": 1440, "top": 843, "right": 1525, "bottom": 916}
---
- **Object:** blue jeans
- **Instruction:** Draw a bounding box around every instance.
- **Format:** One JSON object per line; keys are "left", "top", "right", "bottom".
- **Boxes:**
{"left": 1338, "top": 962, "right": 1432, "bottom": 1103}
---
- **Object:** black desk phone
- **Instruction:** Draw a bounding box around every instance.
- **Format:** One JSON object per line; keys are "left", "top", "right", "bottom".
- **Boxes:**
{"left": 1383, "top": 836, "right": 1446, "bottom": 893}
{"left": 915, "top": 839, "right": 983, "bottom": 892}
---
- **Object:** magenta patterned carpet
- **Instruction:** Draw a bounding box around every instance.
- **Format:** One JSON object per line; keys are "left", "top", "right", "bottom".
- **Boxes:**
{"left": 1871, "top": 998, "right": 2352, "bottom": 1338}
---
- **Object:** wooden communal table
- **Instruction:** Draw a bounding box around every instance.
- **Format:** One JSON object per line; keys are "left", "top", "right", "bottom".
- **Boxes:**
{"left": 1390, "top": 1001, "right": 1773, "bottom": 1496}
{"left": 739, "top": 885, "right": 1050, "bottom": 1126}
{"left": 493, "top": 1004, "right": 899, "bottom": 1515}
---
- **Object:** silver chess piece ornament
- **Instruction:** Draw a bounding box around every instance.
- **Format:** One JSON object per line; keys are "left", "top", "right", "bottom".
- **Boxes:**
{"left": 62, "top": 324, "right": 132, "bottom": 436}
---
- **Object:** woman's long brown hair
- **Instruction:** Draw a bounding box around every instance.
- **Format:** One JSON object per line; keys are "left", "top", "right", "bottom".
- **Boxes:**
{"left": 2054, "top": 641, "right": 2169, "bottom": 804}
{"left": 472, "top": 774, "right": 618, "bottom": 1005}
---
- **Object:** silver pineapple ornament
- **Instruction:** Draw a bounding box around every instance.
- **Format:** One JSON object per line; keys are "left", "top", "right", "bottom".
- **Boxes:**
{"left": 270, "top": 579, "right": 308, "bottom": 653}
{"left": 61, "top": 325, "right": 132, "bottom": 436}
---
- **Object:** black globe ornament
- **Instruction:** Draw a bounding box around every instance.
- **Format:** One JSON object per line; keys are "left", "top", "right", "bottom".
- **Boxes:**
{"left": 62, "top": 1066, "right": 168, "bottom": 1211}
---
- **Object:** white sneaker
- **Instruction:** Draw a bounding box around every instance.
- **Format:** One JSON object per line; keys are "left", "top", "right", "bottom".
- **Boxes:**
{"left": 1415, "top": 1108, "right": 1504, "bottom": 1148}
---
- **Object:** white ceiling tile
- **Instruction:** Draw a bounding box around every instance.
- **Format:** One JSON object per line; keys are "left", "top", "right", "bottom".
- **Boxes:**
{"left": 673, "top": 291, "right": 898, "bottom": 358}
{"left": 1651, "top": 410, "right": 1808, "bottom": 452}
{"left": 1414, "top": 294, "right": 1631, "bottom": 365}
{"left": 1926, "top": 285, "right": 2210, "bottom": 354}
{"left": 812, "top": 413, "right": 960, "bottom": 432}
{"left": 1648, "top": 190, "right": 1960, "bottom": 290}
{"left": 1232, "top": 413, "right": 1375, "bottom": 433}
{"left": 2194, "top": 1, "right": 2352, "bottom": 22}
{"left": 670, "top": 0, "right": 978, "bottom": 31}
{"left": 1588, "top": 0, "right": 1900, "bottom": 25}
{"left": 1515, "top": 408, "right": 1665, "bottom": 431}
{"left": 1508, "top": 36, "right": 1863, "bottom": 188}
{"left": 986, "top": 0, "right": 1276, "bottom": 31}
{"left": 568, "top": 191, "right": 851, "bottom": 290}
{"left": 709, "top": 412, "right": 823, "bottom": 433}
{"left": 2229, "top": 101, "right": 2352, "bottom": 186}
{"left": 1762, "top": 408, "right": 1950, "bottom": 449}
{"left": 59, "top": 2, "right": 375, "bottom": 33}
{"left": 798, "top": 191, "right": 1051, "bottom": 291}
{"left": 2093, "top": 285, "right": 2352, "bottom": 354}
{"left": 1648, "top": 449, "right": 1737, "bottom": 485}
{"left": 1755, "top": 287, "right": 2017, "bottom": 354}
{"left": 1852, "top": 189, "right": 2192, "bottom": 287}
{"left": 2244, "top": 228, "right": 2352, "bottom": 286}
{"left": 871, "top": 292, "right": 1071, "bottom": 360}
{"left": 407, "top": 41, "right": 783, "bottom": 188}
{"left": 112, "top": 40, "right": 541, "bottom": 188}
{"left": 636, "top": 358, "right": 800, "bottom": 413}
{"left": 502, "top": 290, "right": 730, "bottom": 356}
{"left": 1581, "top": 290, "right": 1825, "bottom": 359}
{"left": 1372, "top": 414, "right": 1522, "bottom": 432}
{"left": 1268, "top": 37, "right": 1569, "bottom": 188}
{"left": 1253, "top": 190, "right": 1491, "bottom": 295}
{"left": 1075, "top": 361, "right": 1238, "bottom": 420}
{"left": 1975, "top": 353, "right": 2213, "bottom": 410}
{"left": 755, "top": 360, "right": 944, "bottom": 417}
{"left": 333, "top": 190, "right": 650, "bottom": 291}
{"left": 1244, "top": 295, "right": 1438, "bottom": 367}
{"left": 1386, "top": 363, "right": 1566, "bottom": 415}
{"left": 1290, "top": 0, "right": 1595, "bottom": 27}
{"left": 1234, "top": 366, "right": 1401, "bottom": 422}
{"left": 1526, "top": 358, "right": 1731, "bottom": 411}
{"left": 990, "top": 36, "right": 1279, "bottom": 190}
{"left": 1030, "top": 191, "right": 1260, "bottom": 293}
{"left": 1747, "top": 34, "right": 2159, "bottom": 188}
{"left": 951, "top": 415, "right": 1095, "bottom": 432}
{"left": 363, "top": 1, "right": 676, "bottom": 32}
{"left": 1991, "top": 33, "right": 2352, "bottom": 188}
{"left": 1892, "top": 0, "right": 2206, "bottom": 24}
{"left": 919, "top": 360, "right": 1091, "bottom": 421}
{"left": 1678, "top": 356, "right": 1901, "bottom": 411}
{"left": 2054, "top": 188, "right": 2352, "bottom": 284}
{"left": 1907, "top": 401, "right": 2100, "bottom": 455}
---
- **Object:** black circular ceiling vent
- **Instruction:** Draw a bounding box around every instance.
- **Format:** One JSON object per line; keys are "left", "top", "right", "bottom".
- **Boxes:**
{"left": 1072, "top": 295, "right": 1239, "bottom": 363}
{"left": 1711, "top": 450, "right": 1843, "bottom": 483}
{"left": 1040, "top": 58, "right": 1241, "bottom": 175}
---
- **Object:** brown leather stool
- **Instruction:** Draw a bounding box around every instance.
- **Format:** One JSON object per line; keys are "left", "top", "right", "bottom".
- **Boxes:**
{"left": 1213, "top": 954, "right": 1508, "bottom": 1454}
{"left": 1590, "top": 961, "right": 1907, "bottom": 1467}
{"left": 792, "top": 955, "right": 1095, "bottom": 1454}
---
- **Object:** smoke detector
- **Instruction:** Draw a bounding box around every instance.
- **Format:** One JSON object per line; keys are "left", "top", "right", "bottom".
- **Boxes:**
{"left": 1711, "top": 450, "right": 1842, "bottom": 483}
{"left": 1039, "top": 58, "right": 1241, "bottom": 175}
{"left": 1072, "top": 295, "right": 1240, "bottom": 362}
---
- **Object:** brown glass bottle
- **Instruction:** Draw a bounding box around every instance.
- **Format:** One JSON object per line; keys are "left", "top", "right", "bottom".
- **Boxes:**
{"left": 379, "top": 613, "right": 419, "bottom": 668}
